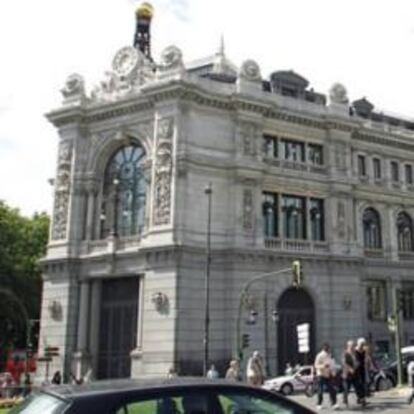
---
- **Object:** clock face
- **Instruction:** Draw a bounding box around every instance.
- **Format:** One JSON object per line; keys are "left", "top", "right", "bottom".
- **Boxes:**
{"left": 112, "top": 47, "right": 139, "bottom": 77}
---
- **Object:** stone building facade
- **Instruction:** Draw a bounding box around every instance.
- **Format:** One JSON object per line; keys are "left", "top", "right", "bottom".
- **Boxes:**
{"left": 37, "top": 33, "right": 414, "bottom": 381}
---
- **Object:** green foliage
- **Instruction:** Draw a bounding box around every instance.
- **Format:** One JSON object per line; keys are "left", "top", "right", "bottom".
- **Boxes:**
{"left": 0, "top": 201, "right": 49, "bottom": 352}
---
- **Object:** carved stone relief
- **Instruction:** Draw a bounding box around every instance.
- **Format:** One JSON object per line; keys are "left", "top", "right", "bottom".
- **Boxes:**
{"left": 239, "top": 59, "right": 262, "bottom": 82}
{"left": 243, "top": 188, "right": 254, "bottom": 231}
{"left": 153, "top": 118, "right": 174, "bottom": 226}
{"left": 337, "top": 201, "right": 346, "bottom": 239}
{"left": 239, "top": 122, "right": 258, "bottom": 156}
{"left": 52, "top": 140, "right": 73, "bottom": 240}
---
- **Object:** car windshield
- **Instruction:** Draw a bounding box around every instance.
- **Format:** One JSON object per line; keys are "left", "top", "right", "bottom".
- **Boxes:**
{"left": 9, "top": 392, "right": 69, "bottom": 414}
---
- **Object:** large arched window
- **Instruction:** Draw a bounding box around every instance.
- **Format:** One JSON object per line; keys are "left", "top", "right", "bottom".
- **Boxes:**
{"left": 363, "top": 208, "right": 382, "bottom": 249}
{"left": 397, "top": 212, "right": 413, "bottom": 251}
{"left": 100, "top": 144, "right": 147, "bottom": 238}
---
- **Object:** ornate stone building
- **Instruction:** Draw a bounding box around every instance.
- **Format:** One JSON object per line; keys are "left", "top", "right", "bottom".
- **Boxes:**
{"left": 38, "top": 5, "right": 414, "bottom": 381}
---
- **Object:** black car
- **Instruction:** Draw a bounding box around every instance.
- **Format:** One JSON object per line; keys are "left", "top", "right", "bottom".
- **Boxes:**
{"left": 10, "top": 377, "right": 315, "bottom": 414}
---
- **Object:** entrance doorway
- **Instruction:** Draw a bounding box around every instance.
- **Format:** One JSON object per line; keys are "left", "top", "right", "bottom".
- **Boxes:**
{"left": 277, "top": 288, "right": 315, "bottom": 373}
{"left": 97, "top": 277, "right": 139, "bottom": 379}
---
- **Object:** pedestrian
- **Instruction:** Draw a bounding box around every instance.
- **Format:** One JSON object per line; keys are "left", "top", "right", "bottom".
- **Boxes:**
{"left": 354, "top": 337, "right": 368, "bottom": 406}
{"left": 206, "top": 364, "right": 219, "bottom": 379}
{"left": 407, "top": 359, "right": 414, "bottom": 405}
{"left": 285, "top": 363, "right": 293, "bottom": 375}
{"left": 51, "top": 370, "right": 62, "bottom": 385}
{"left": 314, "top": 343, "right": 339, "bottom": 410}
{"left": 342, "top": 340, "right": 364, "bottom": 407}
{"left": 225, "top": 359, "right": 240, "bottom": 381}
{"left": 246, "top": 350, "right": 264, "bottom": 386}
{"left": 364, "top": 343, "right": 377, "bottom": 397}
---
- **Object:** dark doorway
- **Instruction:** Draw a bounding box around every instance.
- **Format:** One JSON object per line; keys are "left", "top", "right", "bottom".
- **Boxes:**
{"left": 97, "top": 277, "right": 139, "bottom": 379}
{"left": 277, "top": 288, "right": 315, "bottom": 373}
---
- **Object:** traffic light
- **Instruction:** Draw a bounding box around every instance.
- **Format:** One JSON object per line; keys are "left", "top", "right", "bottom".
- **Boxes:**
{"left": 292, "top": 260, "right": 303, "bottom": 287}
{"left": 242, "top": 334, "right": 250, "bottom": 349}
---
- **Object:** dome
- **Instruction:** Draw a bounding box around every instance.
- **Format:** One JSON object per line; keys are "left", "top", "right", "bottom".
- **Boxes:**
{"left": 136, "top": 2, "right": 154, "bottom": 19}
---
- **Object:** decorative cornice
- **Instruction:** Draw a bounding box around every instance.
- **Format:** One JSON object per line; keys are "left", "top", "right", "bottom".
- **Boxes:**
{"left": 353, "top": 129, "right": 414, "bottom": 152}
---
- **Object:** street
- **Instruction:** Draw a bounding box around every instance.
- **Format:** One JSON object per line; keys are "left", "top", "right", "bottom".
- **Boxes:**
{"left": 290, "top": 389, "right": 413, "bottom": 413}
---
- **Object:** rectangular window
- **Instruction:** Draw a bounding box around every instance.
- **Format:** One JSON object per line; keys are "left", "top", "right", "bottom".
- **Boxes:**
{"left": 282, "top": 195, "right": 306, "bottom": 239}
{"left": 367, "top": 281, "right": 387, "bottom": 321}
{"left": 262, "top": 192, "right": 278, "bottom": 237}
{"left": 282, "top": 139, "right": 305, "bottom": 162}
{"left": 405, "top": 164, "right": 413, "bottom": 185}
{"left": 391, "top": 161, "right": 399, "bottom": 182}
{"left": 310, "top": 198, "right": 325, "bottom": 241}
{"left": 263, "top": 134, "right": 278, "bottom": 158}
{"left": 358, "top": 155, "right": 366, "bottom": 176}
{"left": 308, "top": 144, "right": 324, "bottom": 165}
{"left": 373, "top": 158, "right": 381, "bottom": 180}
{"left": 401, "top": 285, "right": 414, "bottom": 320}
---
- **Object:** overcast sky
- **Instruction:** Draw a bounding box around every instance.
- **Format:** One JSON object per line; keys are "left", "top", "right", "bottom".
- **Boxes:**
{"left": 0, "top": 0, "right": 413, "bottom": 216}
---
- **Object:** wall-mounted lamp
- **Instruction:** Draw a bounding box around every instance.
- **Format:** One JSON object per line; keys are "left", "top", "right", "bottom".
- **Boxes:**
{"left": 151, "top": 292, "right": 169, "bottom": 312}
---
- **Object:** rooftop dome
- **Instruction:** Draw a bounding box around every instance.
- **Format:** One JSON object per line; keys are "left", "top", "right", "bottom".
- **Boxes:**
{"left": 136, "top": 2, "right": 154, "bottom": 19}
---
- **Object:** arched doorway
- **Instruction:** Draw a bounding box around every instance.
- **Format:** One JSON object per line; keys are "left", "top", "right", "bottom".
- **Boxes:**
{"left": 277, "top": 288, "right": 315, "bottom": 373}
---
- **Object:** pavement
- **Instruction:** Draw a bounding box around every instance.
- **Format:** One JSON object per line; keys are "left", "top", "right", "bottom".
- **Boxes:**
{"left": 290, "top": 388, "right": 414, "bottom": 413}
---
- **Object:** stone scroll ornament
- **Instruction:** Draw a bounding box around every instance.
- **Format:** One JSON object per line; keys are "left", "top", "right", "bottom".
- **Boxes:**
{"left": 52, "top": 141, "right": 73, "bottom": 240}
{"left": 153, "top": 118, "right": 174, "bottom": 225}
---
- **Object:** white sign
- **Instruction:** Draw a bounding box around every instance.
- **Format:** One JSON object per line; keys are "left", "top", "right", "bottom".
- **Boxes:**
{"left": 297, "top": 323, "right": 310, "bottom": 354}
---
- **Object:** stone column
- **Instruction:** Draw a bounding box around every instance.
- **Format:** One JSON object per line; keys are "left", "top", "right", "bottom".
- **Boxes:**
{"left": 85, "top": 184, "right": 97, "bottom": 241}
{"left": 73, "top": 280, "right": 90, "bottom": 380}
{"left": 88, "top": 279, "right": 101, "bottom": 378}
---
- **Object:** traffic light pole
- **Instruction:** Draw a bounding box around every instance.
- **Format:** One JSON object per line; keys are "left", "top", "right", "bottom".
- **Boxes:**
{"left": 392, "top": 286, "right": 404, "bottom": 387}
{"left": 235, "top": 267, "right": 291, "bottom": 364}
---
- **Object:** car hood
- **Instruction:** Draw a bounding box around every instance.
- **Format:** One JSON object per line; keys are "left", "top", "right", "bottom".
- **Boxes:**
{"left": 265, "top": 375, "right": 294, "bottom": 384}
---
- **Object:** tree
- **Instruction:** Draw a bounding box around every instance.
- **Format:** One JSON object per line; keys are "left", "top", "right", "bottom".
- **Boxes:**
{"left": 0, "top": 201, "right": 49, "bottom": 361}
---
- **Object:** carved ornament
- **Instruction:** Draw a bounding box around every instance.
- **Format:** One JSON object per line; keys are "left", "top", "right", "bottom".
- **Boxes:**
{"left": 239, "top": 59, "right": 262, "bottom": 82}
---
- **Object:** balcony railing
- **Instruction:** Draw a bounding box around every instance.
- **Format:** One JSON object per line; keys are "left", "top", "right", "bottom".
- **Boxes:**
{"left": 398, "top": 251, "right": 414, "bottom": 261}
{"left": 263, "top": 157, "right": 326, "bottom": 174}
{"left": 363, "top": 248, "right": 384, "bottom": 258}
{"left": 264, "top": 237, "right": 329, "bottom": 253}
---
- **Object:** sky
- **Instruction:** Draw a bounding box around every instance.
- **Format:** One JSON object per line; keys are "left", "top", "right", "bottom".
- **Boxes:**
{"left": 0, "top": 0, "right": 413, "bottom": 216}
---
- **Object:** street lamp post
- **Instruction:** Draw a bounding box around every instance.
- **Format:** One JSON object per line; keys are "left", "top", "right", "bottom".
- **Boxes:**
{"left": 203, "top": 183, "right": 212, "bottom": 376}
{"left": 111, "top": 178, "right": 120, "bottom": 237}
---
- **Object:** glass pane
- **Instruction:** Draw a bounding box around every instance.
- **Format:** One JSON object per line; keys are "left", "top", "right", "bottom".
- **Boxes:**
{"left": 9, "top": 393, "right": 68, "bottom": 414}
{"left": 218, "top": 393, "right": 295, "bottom": 414}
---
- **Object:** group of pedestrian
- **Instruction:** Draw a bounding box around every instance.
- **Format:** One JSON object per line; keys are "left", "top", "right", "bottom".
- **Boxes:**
{"left": 314, "top": 337, "right": 372, "bottom": 410}
{"left": 201, "top": 350, "right": 265, "bottom": 385}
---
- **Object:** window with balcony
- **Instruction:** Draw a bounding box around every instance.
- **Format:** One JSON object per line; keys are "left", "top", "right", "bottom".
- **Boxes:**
{"left": 310, "top": 198, "right": 325, "bottom": 241}
{"left": 358, "top": 155, "right": 366, "bottom": 176}
{"left": 373, "top": 158, "right": 382, "bottom": 180}
{"left": 262, "top": 192, "right": 278, "bottom": 237}
{"left": 282, "top": 139, "right": 305, "bottom": 162}
{"left": 282, "top": 195, "right": 306, "bottom": 239}
{"left": 308, "top": 144, "right": 323, "bottom": 166}
{"left": 263, "top": 135, "right": 278, "bottom": 159}
{"left": 405, "top": 164, "right": 413, "bottom": 185}
{"left": 363, "top": 207, "right": 382, "bottom": 249}
{"left": 366, "top": 282, "right": 386, "bottom": 321}
{"left": 391, "top": 161, "right": 399, "bottom": 182}
{"left": 397, "top": 212, "right": 413, "bottom": 252}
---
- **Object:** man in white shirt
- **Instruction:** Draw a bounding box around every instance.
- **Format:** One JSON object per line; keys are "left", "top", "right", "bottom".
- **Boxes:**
{"left": 407, "top": 360, "right": 414, "bottom": 405}
{"left": 314, "top": 343, "right": 339, "bottom": 410}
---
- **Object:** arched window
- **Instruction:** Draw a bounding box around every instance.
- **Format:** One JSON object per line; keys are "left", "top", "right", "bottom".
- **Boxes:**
{"left": 363, "top": 208, "right": 382, "bottom": 249}
{"left": 397, "top": 212, "right": 413, "bottom": 251}
{"left": 100, "top": 144, "right": 147, "bottom": 238}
